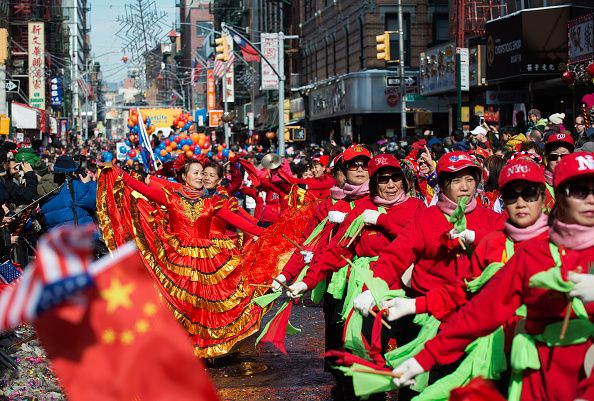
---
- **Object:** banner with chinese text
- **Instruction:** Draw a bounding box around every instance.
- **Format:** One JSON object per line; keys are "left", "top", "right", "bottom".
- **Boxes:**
{"left": 28, "top": 22, "right": 45, "bottom": 110}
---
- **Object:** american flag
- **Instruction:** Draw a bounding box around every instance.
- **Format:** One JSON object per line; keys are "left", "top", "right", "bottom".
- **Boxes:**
{"left": 214, "top": 52, "right": 235, "bottom": 79}
{"left": 0, "top": 261, "right": 21, "bottom": 284}
{"left": 190, "top": 59, "right": 203, "bottom": 87}
{"left": 0, "top": 224, "right": 137, "bottom": 330}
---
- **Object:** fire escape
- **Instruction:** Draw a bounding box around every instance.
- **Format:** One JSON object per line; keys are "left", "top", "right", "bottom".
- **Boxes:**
{"left": 454, "top": 0, "right": 508, "bottom": 46}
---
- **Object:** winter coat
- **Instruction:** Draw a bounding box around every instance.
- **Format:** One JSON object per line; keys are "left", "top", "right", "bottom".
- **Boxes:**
{"left": 41, "top": 179, "right": 97, "bottom": 231}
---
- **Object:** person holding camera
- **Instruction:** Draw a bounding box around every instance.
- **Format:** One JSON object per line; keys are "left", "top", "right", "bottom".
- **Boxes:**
{"left": 0, "top": 151, "right": 39, "bottom": 206}
{"left": 40, "top": 155, "right": 97, "bottom": 232}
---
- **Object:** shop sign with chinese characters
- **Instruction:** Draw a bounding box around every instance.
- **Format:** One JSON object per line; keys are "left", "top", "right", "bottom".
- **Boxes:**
{"left": 28, "top": 22, "right": 45, "bottom": 110}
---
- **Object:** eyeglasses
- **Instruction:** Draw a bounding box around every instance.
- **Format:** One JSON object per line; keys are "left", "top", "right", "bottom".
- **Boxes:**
{"left": 346, "top": 160, "right": 368, "bottom": 171}
{"left": 501, "top": 186, "right": 543, "bottom": 205}
{"left": 377, "top": 172, "right": 402, "bottom": 184}
{"left": 547, "top": 153, "right": 569, "bottom": 162}
{"left": 564, "top": 183, "right": 594, "bottom": 200}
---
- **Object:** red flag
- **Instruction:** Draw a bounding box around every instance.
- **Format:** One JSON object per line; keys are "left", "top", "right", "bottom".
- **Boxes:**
{"left": 256, "top": 302, "right": 297, "bottom": 355}
{"left": 34, "top": 246, "right": 220, "bottom": 401}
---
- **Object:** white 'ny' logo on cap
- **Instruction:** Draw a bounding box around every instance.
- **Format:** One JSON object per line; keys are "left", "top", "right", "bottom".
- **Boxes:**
{"left": 576, "top": 155, "right": 594, "bottom": 171}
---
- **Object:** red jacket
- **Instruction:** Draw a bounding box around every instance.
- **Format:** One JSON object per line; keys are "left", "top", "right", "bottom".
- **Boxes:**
{"left": 416, "top": 229, "right": 549, "bottom": 320}
{"left": 302, "top": 197, "right": 425, "bottom": 289}
{"left": 415, "top": 240, "right": 594, "bottom": 401}
{"left": 372, "top": 203, "right": 506, "bottom": 297}
{"left": 281, "top": 197, "right": 360, "bottom": 282}
{"left": 278, "top": 170, "right": 335, "bottom": 199}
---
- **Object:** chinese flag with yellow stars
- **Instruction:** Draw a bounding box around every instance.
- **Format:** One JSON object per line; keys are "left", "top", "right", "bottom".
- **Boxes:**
{"left": 34, "top": 244, "right": 220, "bottom": 401}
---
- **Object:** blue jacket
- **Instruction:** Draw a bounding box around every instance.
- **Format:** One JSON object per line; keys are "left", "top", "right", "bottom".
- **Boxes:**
{"left": 41, "top": 179, "right": 97, "bottom": 231}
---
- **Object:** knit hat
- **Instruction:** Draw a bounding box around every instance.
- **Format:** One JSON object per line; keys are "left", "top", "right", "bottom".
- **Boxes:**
{"left": 14, "top": 147, "right": 40, "bottom": 167}
{"left": 53, "top": 155, "right": 79, "bottom": 173}
{"left": 528, "top": 109, "right": 542, "bottom": 119}
{"left": 436, "top": 151, "right": 482, "bottom": 176}
{"left": 498, "top": 159, "right": 545, "bottom": 190}
{"left": 343, "top": 144, "right": 371, "bottom": 162}
{"left": 548, "top": 113, "right": 565, "bottom": 125}
{"left": 368, "top": 154, "right": 401, "bottom": 178}
{"left": 553, "top": 152, "right": 594, "bottom": 188}
{"left": 545, "top": 132, "right": 575, "bottom": 154}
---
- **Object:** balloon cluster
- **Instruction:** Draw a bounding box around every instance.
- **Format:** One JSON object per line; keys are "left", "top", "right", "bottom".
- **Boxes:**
{"left": 156, "top": 132, "right": 212, "bottom": 161}
{"left": 119, "top": 109, "right": 158, "bottom": 166}
{"left": 172, "top": 112, "right": 194, "bottom": 132}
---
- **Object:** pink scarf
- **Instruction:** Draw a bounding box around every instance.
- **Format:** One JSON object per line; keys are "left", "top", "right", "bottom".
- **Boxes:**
{"left": 505, "top": 214, "right": 548, "bottom": 242}
{"left": 343, "top": 181, "right": 369, "bottom": 200}
{"left": 437, "top": 193, "right": 478, "bottom": 216}
{"left": 372, "top": 191, "right": 409, "bottom": 208}
{"left": 330, "top": 185, "right": 347, "bottom": 200}
{"left": 549, "top": 219, "right": 594, "bottom": 250}
{"left": 544, "top": 169, "right": 553, "bottom": 186}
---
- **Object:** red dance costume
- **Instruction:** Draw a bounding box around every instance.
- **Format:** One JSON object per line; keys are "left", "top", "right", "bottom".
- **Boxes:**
{"left": 97, "top": 166, "right": 272, "bottom": 358}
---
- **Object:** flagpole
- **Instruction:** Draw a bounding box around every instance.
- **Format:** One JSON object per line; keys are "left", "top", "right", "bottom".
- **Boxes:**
{"left": 136, "top": 108, "right": 159, "bottom": 171}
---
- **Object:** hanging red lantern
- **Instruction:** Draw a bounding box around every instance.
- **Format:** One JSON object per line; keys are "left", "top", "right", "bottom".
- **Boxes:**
{"left": 561, "top": 70, "right": 575, "bottom": 86}
{"left": 587, "top": 63, "right": 594, "bottom": 78}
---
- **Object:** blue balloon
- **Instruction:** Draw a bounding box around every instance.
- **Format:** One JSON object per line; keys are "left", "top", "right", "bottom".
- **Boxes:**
{"left": 207, "top": 151, "right": 213, "bottom": 158}
{"left": 184, "top": 122, "right": 192, "bottom": 131}
{"left": 125, "top": 140, "right": 131, "bottom": 146}
{"left": 222, "top": 148, "right": 230, "bottom": 157}
{"left": 146, "top": 117, "right": 151, "bottom": 126}
{"left": 103, "top": 152, "right": 113, "bottom": 162}
{"left": 194, "top": 147, "right": 201, "bottom": 155}
{"left": 119, "top": 146, "right": 127, "bottom": 153}
{"left": 132, "top": 126, "right": 139, "bottom": 134}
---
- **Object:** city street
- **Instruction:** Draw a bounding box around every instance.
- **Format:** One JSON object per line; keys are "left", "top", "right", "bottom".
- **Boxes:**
{"left": 208, "top": 303, "right": 334, "bottom": 401}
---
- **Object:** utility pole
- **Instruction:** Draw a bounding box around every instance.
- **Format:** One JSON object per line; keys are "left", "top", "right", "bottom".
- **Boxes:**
{"left": 223, "top": 70, "right": 230, "bottom": 146}
{"left": 278, "top": 32, "right": 298, "bottom": 157}
{"left": 397, "top": 0, "right": 406, "bottom": 137}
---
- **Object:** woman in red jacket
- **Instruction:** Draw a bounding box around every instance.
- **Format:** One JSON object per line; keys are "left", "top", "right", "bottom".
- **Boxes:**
{"left": 543, "top": 132, "right": 574, "bottom": 213}
{"left": 392, "top": 152, "right": 594, "bottom": 401}
{"left": 287, "top": 154, "right": 425, "bottom": 401}
{"left": 274, "top": 146, "right": 372, "bottom": 291}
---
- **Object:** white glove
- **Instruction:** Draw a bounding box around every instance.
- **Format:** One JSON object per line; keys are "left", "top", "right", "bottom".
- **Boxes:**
{"left": 353, "top": 290, "right": 376, "bottom": 317}
{"left": 392, "top": 358, "right": 425, "bottom": 387}
{"left": 569, "top": 272, "right": 594, "bottom": 303}
{"left": 300, "top": 250, "right": 314, "bottom": 264}
{"left": 382, "top": 297, "right": 416, "bottom": 321}
{"left": 362, "top": 209, "right": 382, "bottom": 226}
{"left": 328, "top": 211, "right": 347, "bottom": 224}
{"left": 271, "top": 274, "right": 286, "bottom": 292}
{"left": 448, "top": 228, "right": 476, "bottom": 244}
{"left": 287, "top": 281, "right": 308, "bottom": 299}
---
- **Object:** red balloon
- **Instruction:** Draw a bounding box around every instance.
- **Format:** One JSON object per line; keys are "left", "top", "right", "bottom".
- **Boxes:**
{"left": 222, "top": 143, "right": 227, "bottom": 148}
{"left": 174, "top": 136, "right": 182, "bottom": 143}
{"left": 190, "top": 144, "right": 196, "bottom": 151}
{"left": 587, "top": 63, "right": 594, "bottom": 78}
{"left": 562, "top": 70, "right": 575, "bottom": 86}
{"left": 164, "top": 139, "right": 171, "bottom": 146}
{"left": 217, "top": 151, "right": 223, "bottom": 159}
{"left": 129, "top": 149, "right": 137, "bottom": 158}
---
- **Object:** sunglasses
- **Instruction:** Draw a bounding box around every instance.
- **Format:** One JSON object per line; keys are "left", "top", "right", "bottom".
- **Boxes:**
{"left": 547, "top": 153, "right": 569, "bottom": 162}
{"left": 564, "top": 183, "right": 594, "bottom": 200}
{"left": 377, "top": 172, "right": 402, "bottom": 184}
{"left": 346, "top": 160, "right": 369, "bottom": 171}
{"left": 501, "top": 186, "right": 543, "bottom": 205}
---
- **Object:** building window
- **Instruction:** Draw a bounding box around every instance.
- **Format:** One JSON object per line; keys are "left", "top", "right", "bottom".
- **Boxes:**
{"left": 333, "top": 34, "right": 337, "bottom": 76}
{"left": 325, "top": 38, "right": 329, "bottom": 78}
{"left": 359, "top": 16, "right": 364, "bottom": 70}
{"left": 432, "top": 13, "right": 449, "bottom": 44}
{"left": 345, "top": 26, "right": 350, "bottom": 73}
{"left": 385, "top": 12, "right": 410, "bottom": 66}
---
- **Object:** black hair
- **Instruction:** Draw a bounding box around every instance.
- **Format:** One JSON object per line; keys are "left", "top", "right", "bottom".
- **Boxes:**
{"left": 452, "top": 128, "right": 464, "bottom": 142}
{"left": 177, "top": 159, "right": 204, "bottom": 183}
{"left": 203, "top": 160, "right": 224, "bottom": 179}
{"left": 483, "top": 155, "right": 506, "bottom": 192}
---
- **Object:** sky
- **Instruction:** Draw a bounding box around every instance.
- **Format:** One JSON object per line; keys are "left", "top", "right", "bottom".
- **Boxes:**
{"left": 90, "top": 0, "right": 177, "bottom": 84}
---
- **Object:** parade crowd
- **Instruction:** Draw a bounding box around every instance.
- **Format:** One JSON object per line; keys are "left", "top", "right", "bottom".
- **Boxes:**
{"left": 1, "top": 107, "right": 594, "bottom": 401}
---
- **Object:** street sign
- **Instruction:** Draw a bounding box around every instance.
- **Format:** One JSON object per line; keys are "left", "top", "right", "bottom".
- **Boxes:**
{"left": 3, "top": 79, "right": 20, "bottom": 93}
{"left": 404, "top": 93, "right": 426, "bottom": 102}
{"left": 386, "top": 76, "right": 417, "bottom": 87}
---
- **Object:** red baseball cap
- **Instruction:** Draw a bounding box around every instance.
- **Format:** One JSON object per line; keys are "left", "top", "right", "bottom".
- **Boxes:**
{"left": 498, "top": 159, "right": 545, "bottom": 190}
{"left": 368, "top": 154, "right": 401, "bottom": 178}
{"left": 545, "top": 132, "right": 575, "bottom": 154}
{"left": 312, "top": 154, "right": 330, "bottom": 167}
{"left": 329, "top": 153, "right": 343, "bottom": 168}
{"left": 553, "top": 151, "right": 594, "bottom": 189}
{"left": 343, "top": 144, "right": 371, "bottom": 162}
{"left": 436, "top": 151, "right": 482, "bottom": 176}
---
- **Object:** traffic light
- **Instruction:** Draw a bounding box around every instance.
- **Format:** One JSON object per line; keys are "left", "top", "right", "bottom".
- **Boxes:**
{"left": 215, "top": 34, "right": 230, "bottom": 61}
{"left": 376, "top": 31, "right": 399, "bottom": 62}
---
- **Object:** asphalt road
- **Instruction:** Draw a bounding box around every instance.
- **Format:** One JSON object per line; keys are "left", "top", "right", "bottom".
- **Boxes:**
{"left": 208, "top": 303, "right": 334, "bottom": 401}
